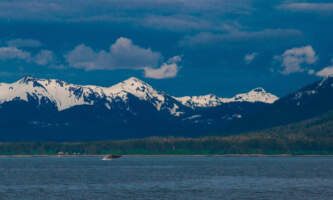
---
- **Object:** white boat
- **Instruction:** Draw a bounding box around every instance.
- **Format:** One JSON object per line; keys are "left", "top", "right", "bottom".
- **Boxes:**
{"left": 102, "top": 154, "right": 122, "bottom": 160}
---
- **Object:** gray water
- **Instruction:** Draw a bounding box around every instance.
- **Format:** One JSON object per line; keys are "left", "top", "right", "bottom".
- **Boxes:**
{"left": 1, "top": 156, "right": 333, "bottom": 200}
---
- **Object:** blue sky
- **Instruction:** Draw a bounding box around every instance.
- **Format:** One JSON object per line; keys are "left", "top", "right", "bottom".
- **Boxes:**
{"left": 0, "top": 0, "right": 332, "bottom": 97}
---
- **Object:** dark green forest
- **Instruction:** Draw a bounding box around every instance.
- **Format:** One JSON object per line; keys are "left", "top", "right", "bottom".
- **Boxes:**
{"left": 1, "top": 111, "right": 333, "bottom": 155}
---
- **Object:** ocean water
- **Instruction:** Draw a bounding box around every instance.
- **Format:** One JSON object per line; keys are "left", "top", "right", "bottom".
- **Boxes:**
{"left": 0, "top": 156, "right": 333, "bottom": 200}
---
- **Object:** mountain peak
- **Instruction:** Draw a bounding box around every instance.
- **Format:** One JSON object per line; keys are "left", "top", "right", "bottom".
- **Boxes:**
{"left": 232, "top": 88, "right": 278, "bottom": 104}
{"left": 17, "top": 76, "right": 71, "bottom": 89}
{"left": 22, "top": 75, "right": 35, "bottom": 79}
{"left": 291, "top": 77, "right": 333, "bottom": 101}
{"left": 0, "top": 76, "right": 279, "bottom": 114}
{"left": 125, "top": 76, "right": 142, "bottom": 82}
{"left": 18, "top": 75, "right": 39, "bottom": 84}
{"left": 121, "top": 77, "right": 150, "bottom": 87}
{"left": 112, "top": 77, "right": 153, "bottom": 91}
{"left": 175, "top": 87, "right": 279, "bottom": 108}
{"left": 105, "top": 77, "right": 174, "bottom": 113}
{"left": 107, "top": 76, "right": 163, "bottom": 101}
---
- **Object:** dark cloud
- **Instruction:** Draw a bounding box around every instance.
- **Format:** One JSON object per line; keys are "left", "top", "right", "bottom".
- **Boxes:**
{"left": 6, "top": 38, "right": 42, "bottom": 48}
{"left": 279, "top": 3, "right": 333, "bottom": 13}
{"left": 0, "top": 46, "right": 31, "bottom": 61}
{"left": 0, "top": 0, "right": 253, "bottom": 23}
{"left": 179, "top": 29, "right": 302, "bottom": 46}
{"left": 0, "top": 0, "right": 257, "bottom": 44}
{"left": 0, "top": 0, "right": 332, "bottom": 97}
{"left": 0, "top": 44, "right": 56, "bottom": 67}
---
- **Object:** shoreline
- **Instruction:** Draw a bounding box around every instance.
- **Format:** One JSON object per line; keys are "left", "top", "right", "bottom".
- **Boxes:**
{"left": 1, "top": 154, "right": 333, "bottom": 158}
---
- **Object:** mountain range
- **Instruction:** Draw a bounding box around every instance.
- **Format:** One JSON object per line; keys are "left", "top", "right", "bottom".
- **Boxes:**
{"left": 0, "top": 76, "right": 331, "bottom": 141}
{"left": 227, "top": 77, "right": 333, "bottom": 133}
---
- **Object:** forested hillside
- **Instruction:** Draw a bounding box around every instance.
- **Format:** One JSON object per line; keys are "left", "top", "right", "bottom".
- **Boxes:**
{"left": 1, "top": 110, "right": 333, "bottom": 155}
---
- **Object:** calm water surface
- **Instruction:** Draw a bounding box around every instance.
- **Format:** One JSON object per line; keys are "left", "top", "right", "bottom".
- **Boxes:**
{"left": 0, "top": 156, "right": 333, "bottom": 200}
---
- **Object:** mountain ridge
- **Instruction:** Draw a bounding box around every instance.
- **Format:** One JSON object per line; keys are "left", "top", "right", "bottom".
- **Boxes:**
{"left": 0, "top": 76, "right": 332, "bottom": 141}
{"left": 0, "top": 76, "right": 279, "bottom": 113}
{"left": 225, "top": 76, "right": 333, "bottom": 133}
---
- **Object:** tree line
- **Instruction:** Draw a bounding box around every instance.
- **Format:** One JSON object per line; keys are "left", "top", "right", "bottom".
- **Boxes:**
{"left": 1, "top": 134, "right": 333, "bottom": 155}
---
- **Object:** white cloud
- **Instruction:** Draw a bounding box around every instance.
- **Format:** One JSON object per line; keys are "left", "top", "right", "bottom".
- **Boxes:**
{"left": 0, "top": 47, "right": 31, "bottom": 61}
{"left": 279, "top": 3, "right": 333, "bottom": 13}
{"left": 167, "top": 55, "right": 182, "bottom": 63}
{"left": 144, "top": 63, "right": 179, "bottom": 79}
{"left": 34, "top": 50, "right": 55, "bottom": 65}
{"left": 65, "top": 37, "right": 161, "bottom": 71}
{"left": 0, "top": 37, "right": 180, "bottom": 79}
{"left": 244, "top": 52, "right": 258, "bottom": 64}
{"left": 144, "top": 56, "right": 181, "bottom": 79}
{"left": 275, "top": 46, "right": 318, "bottom": 75}
{"left": 65, "top": 37, "right": 180, "bottom": 79}
{"left": 6, "top": 38, "right": 42, "bottom": 48}
{"left": 316, "top": 60, "right": 333, "bottom": 77}
{"left": 316, "top": 66, "right": 333, "bottom": 77}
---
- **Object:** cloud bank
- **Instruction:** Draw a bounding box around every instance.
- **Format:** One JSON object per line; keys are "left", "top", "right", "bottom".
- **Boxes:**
{"left": 0, "top": 37, "right": 181, "bottom": 79}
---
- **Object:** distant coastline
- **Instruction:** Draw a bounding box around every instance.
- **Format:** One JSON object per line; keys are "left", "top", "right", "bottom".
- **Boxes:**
{"left": 1, "top": 133, "right": 333, "bottom": 156}
{"left": 1, "top": 154, "right": 333, "bottom": 158}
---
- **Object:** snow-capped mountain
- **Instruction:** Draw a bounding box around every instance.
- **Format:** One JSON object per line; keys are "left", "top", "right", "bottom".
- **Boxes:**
{"left": 273, "top": 76, "right": 333, "bottom": 110}
{"left": 0, "top": 76, "right": 186, "bottom": 116}
{"left": 0, "top": 76, "right": 106, "bottom": 111}
{"left": 0, "top": 76, "right": 278, "bottom": 115}
{"left": 289, "top": 77, "right": 333, "bottom": 104}
{"left": 105, "top": 77, "right": 186, "bottom": 116}
{"left": 228, "top": 77, "right": 333, "bottom": 133}
{"left": 0, "top": 76, "right": 332, "bottom": 141}
{"left": 174, "top": 87, "right": 278, "bottom": 108}
{"left": 0, "top": 76, "right": 283, "bottom": 141}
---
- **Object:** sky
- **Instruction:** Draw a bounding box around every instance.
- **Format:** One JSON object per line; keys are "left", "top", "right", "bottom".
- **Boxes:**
{"left": 0, "top": 0, "right": 332, "bottom": 98}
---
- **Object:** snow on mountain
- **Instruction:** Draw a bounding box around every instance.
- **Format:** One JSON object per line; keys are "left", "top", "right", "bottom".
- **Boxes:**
{"left": 0, "top": 76, "right": 278, "bottom": 115}
{"left": 0, "top": 76, "right": 106, "bottom": 111}
{"left": 175, "top": 94, "right": 227, "bottom": 108}
{"left": 105, "top": 77, "right": 166, "bottom": 110}
{"left": 231, "top": 87, "right": 279, "bottom": 104}
{"left": 105, "top": 77, "right": 185, "bottom": 116}
{"left": 174, "top": 87, "right": 278, "bottom": 108}
{"left": 291, "top": 77, "right": 333, "bottom": 103}
{"left": 0, "top": 76, "right": 183, "bottom": 116}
